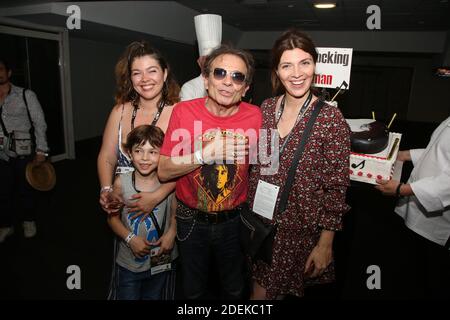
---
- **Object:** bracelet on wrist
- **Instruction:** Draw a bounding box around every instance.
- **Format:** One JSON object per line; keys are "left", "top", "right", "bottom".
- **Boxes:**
{"left": 194, "top": 149, "right": 205, "bottom": 165}
{"left": 100, "top": 185, "right": 113, "bottom": 194}
{"left": 125, "top": 232, "right": 135, "bottom": 247}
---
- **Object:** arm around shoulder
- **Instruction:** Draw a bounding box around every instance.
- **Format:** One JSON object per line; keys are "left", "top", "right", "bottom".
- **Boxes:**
{"left": 158, "top": 154, "right": 200, "bottom": 182}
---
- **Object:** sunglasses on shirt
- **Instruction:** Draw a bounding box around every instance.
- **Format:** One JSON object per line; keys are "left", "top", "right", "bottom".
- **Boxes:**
{"left": 212, "top": 68, "right": 246, "bottom": 85}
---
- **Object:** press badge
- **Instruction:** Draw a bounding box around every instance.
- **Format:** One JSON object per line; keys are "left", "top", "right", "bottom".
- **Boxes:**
{"left": 252, "top": 180, "right": 280, "bottom": 220}
{"left": 150, "top": 246, "right": 172, "bottom": 275}
{"left": 115, "top": 166, "right": 134, "bottom": 174}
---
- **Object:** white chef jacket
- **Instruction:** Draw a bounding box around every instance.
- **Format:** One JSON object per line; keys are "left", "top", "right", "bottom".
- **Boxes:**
{"left": 395, "top": 116, "right": 450, "bottom": 246}
{"left": 180, "top": 75, "right": 207, "bottom": 101}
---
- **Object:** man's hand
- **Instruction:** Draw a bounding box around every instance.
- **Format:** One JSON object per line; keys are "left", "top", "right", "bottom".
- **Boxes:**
{"left": 34, "top": 153, "right": 46, "bottom": 163}
{"left": 127, "top": 192, "right": 158, "bottom": 219}
{"left": 375, "top": 179, "right": 400, "bottom": 196}
{"left": 202, "top": 129, "right": 248, "bottom": 164}
{"left": 376, "top": 179, "right": 413, "bottom": 197}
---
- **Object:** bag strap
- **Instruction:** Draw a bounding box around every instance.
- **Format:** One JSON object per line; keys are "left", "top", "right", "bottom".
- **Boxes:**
{"left": 22, "top": 89, "right": 33, "bottom": 128}
{"left": 277, "top": 99, "right": 325, "bottom": 213}
{"left": 149, "top": 210, "right": 166, "bottom": 239}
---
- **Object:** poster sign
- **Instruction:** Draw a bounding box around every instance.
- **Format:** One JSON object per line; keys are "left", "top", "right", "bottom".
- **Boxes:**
{"left": 314, "top": 47, "right": 353, "bottom": 89}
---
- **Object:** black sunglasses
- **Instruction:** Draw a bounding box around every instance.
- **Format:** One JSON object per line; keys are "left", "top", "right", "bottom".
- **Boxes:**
{"left": 212, "top": 68, "right": 246, "bottom": 85}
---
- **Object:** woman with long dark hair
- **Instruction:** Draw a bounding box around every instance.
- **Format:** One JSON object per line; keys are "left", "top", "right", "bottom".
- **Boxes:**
{"left": 248, "top": 29, "right": 351, "bottom": 299}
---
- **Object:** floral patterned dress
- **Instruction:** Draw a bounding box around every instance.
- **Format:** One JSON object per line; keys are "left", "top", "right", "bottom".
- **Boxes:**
{"left": 248, "top": 96, "right": 351, "bottom": 299}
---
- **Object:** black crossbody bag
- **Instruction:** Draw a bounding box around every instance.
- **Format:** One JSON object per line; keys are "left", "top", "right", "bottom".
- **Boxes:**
{"left": 240, "top": 99, "right": 324, "bottom": 264}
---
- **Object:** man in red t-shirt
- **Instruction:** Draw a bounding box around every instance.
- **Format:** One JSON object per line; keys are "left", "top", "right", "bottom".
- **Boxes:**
{"left": 159, "top": 45, "right": 262, "bottom": 299}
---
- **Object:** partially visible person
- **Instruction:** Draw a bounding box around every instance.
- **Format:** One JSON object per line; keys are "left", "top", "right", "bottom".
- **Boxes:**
{"left": 180, "top": 56, "right": 208, "bottom": 101}
{"left": 158, "top": 44, "right": 262, "bottom": 299}
{"left": 375, "top": 116, "right": 450, "bottom": 298}
{"left": 97, "top": 40, "right": 179, "bottom": 216}
{"left": 247, "top": 29, "right": 351, "bottom": 300}
{"left": 107, "top": 125, "right": 177, "bottom": 300}
{"left": 180, "top": 14, "right": 222, "bottom": 101}
{"left": 0, "top": 57, "right": 49, "bottom": 242}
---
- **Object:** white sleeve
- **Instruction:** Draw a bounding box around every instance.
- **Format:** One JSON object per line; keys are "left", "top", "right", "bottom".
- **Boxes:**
{"left": 410, "top": 148, "right": 425, "bottom": 166}
{"left": 26, "top": 90, "right": 49, "bottom": 152}
{"left": 411, "top": 168, "right": 450, "bottom": 212}
{"left": 180, "top": 82, "right": 194, "bottom": 102}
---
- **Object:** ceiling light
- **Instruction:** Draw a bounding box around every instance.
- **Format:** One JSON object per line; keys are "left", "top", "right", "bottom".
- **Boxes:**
{"left": 314, "top": 2, "right": 337, "bottom": 9}
{"left": 288, "top": 4, "right": 295, "bottom": 8}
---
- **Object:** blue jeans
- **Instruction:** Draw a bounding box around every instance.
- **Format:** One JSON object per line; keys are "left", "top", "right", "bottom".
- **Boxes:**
{"left": 176, "top": 215, "right": 244, "bottom": 299}
{"left": 115, "top": 264, "right": 168, "bottom": 300}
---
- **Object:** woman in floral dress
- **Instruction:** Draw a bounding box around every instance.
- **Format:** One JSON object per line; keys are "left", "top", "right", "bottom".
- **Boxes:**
{"left": 248, "top": 29, "right": 351, "bottom": 300}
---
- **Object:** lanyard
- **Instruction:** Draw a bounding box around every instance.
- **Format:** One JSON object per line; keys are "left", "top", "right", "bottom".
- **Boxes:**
{"left": 275, "top": 91, "right": 313, "bottom": 157}
{"left": 131, "top": 171, "right": 165, "bottom": 238}
{"left": 131, "top": 99, "right": 165, "bottom": 130}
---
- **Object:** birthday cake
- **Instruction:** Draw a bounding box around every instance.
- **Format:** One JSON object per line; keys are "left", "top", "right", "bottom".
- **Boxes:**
{"left": 346, "top": 119, "right": 402, "bottom": 184}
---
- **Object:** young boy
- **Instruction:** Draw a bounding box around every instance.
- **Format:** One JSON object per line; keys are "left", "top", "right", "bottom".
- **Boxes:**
{"left": 107, "top": 125, "right": 177, "bottom": 300}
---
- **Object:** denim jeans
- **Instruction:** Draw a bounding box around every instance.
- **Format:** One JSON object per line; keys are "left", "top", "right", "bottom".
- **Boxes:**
{"left": 176, "top": 214, "right": 244, "bottom": 300}
{"left": 115, "top": 264, "right": 168, "bottom": 300}
{"left": 0, "top": 157, "right": 36, "bottom": 227}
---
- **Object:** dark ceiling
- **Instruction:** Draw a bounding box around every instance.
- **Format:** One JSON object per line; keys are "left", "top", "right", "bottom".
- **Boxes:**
{"left": 178, "top": 0, "right": 450, "bottom": 31}
{"left": 1, "top": 0, "right": 449, "bottom": 31}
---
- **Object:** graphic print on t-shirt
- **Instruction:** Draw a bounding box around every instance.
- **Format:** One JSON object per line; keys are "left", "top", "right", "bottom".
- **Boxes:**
{"left": 193, "top": 129, "right": 246, "bottom": 212}
{"left": 194, "top": 163, "right": 243, "bottom": 211}
{"left": 127, "top": 207, "right": 159, "bottom": 263}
